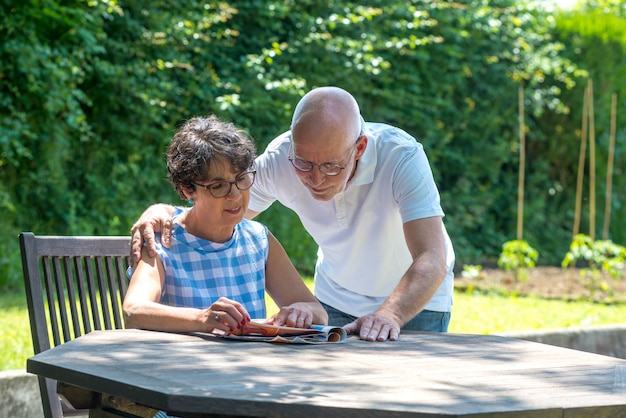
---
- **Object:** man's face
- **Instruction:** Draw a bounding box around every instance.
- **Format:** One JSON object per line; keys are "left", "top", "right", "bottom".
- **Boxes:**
{"left": 289, "top": 134, "right": 360, "bottom": 202}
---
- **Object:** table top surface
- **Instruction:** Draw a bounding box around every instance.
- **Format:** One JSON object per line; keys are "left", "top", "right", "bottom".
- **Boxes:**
{"left": 27, "top": 328, "right": 626, "bottom": 417}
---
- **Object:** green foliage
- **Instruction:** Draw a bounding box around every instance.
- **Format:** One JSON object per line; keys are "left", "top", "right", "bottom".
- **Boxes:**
{"left": 235, "top": 0, "right": 586, "bottom": 266}
{"left": 498, "top": 240, "right": 539, "bottom": 281}
{"left": 562, "top": 234, "right": 626, "bottom": 278}
{"left": 561, "top": 233, "right": 626, "bottom": 301}
{"left": 539, "top": 1, "right": 626, "bottom": 263}
{"left": 1, "top": 0, "right": 625, "bottom": 290}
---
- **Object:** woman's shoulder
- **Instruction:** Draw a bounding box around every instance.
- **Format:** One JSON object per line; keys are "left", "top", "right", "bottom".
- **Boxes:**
{"left": 237, "top": 219, "right": 270, "bottom": 256}
{"left": 239, "top": 218, "right": 269, "bottom": 236}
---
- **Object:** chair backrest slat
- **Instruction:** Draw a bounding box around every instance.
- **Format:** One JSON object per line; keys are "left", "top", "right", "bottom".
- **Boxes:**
{"left": 62, "top": 256, "right": 83, "bottom": 342}
{"left": 51, "top": 257, "right": 72, "bottom": 344}
{"left": 95, "top": 256, "right": 113, "bottom": 330}
{"left": 105, "top": 256, "right": 125, "bottom": 329}
{"left": 83, "top": 255, "right": 103, "bottom": 331}
{"left": 116, "top": 257, "right": 129, "bottom": 296}
{"left": 73, "top": 257, "right": 92, "bottom": 334}
{"left": 40, "top": 257, "right": 62, "bottom": 348}
{"left": 20, "top": 232, "right": 131, "bottom": 418}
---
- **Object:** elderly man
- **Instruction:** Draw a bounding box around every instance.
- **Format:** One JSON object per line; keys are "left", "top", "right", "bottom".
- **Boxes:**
{"left": 132, "top": 86, "right": 454, "bottom": 341}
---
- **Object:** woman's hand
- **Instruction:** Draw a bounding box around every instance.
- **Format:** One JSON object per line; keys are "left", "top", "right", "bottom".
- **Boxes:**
{"left": 268, "top": 302, "right": 317, "bottom": 328}
{"left": 205, "top": 297, "right": 251, "bottom": 333}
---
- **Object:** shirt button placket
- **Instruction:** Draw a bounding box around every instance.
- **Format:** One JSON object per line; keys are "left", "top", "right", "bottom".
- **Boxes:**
{"left": 335, "top": 192, "right": 347, "bottom": 227}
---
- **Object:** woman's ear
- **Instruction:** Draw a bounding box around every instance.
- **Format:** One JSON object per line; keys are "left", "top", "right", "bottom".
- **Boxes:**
{"left": 181, "top": 185, "right": 195, "bottom": 201}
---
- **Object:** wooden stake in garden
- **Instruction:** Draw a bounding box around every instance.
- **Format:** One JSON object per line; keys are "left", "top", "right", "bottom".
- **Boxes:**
{"left": 602, "top": 93, "right": 618, "bottom": 240}
{"left": 517, "top": 85, "right": 525, "bottom": 241}
{"left": 588, "top": 79, "right": 596, "bottom": 240}
{"left": 573, "top": 83, "right": 589, "bottom": 238}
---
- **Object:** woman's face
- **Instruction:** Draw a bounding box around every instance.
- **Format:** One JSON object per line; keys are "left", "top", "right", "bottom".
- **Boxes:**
{"left": 190, "top": 161, "right": 251, "bottom": 234}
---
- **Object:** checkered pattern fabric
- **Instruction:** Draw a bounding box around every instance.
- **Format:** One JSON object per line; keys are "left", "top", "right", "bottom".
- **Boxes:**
{"left": 155, "top": 214, "right": 269, "bottom": 319}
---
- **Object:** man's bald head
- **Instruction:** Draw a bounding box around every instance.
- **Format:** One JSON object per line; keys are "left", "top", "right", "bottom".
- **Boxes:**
{"left": 291, "top": 87, "right": 362, "bottom": 146}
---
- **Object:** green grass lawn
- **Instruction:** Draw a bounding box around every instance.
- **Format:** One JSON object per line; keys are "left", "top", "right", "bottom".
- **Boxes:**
{"left": 4, "top": 283, "right": 626, "bottom": 371}
{"left": 1, "top": 292, "right": 33, "bottom": 371}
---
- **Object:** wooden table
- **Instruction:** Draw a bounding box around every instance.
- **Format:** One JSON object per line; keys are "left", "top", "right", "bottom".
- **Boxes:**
{"left": 27, "top": 328, "right": 626, "bottom": 417}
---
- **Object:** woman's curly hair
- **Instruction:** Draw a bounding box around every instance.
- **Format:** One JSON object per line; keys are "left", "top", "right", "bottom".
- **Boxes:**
{"left": 166, "top": 115, "right": 256, "bottom": 200}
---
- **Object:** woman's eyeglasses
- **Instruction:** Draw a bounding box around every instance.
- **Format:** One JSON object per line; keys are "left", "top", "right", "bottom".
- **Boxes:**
{"left": 193, "top": 171, "right": 256, "bottom": 198}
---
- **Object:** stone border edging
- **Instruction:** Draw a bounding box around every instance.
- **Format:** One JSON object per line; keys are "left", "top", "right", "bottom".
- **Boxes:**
{"left": 497, "top": 323, "right": 626, "bottom": 359}
{"left": 0, "top": 369, "right": 43, "bottom": 418}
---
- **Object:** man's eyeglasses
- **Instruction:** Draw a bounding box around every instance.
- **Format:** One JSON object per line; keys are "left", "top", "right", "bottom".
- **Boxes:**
{"left": 193, "top": 170, "right": 256, "bottom": 198}
{"left": 288, "top": 136, "right": 361, "bottom": 176}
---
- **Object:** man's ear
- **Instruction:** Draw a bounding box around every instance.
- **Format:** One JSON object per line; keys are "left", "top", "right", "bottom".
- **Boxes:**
{"left": 355, "top": 135, "right": 368, "bottom": 159}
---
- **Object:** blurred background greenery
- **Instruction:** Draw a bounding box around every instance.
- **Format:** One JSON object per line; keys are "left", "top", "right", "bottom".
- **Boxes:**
{"left": 1, "top": 0, "right": 625, "bottom": 292}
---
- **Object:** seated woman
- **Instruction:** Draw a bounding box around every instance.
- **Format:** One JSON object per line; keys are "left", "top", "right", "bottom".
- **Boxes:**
{"left": 123, "top": 115, "right": 327, "bottom": 335}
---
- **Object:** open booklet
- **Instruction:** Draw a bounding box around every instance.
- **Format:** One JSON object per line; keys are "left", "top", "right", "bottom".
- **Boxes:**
{"left": 220, "top": 321, "right": 347, "bottom": 344}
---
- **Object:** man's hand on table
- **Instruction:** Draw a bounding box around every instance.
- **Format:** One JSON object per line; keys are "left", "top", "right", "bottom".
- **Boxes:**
{"left": 343, "top": 313, "right": 400, "bottom": 342}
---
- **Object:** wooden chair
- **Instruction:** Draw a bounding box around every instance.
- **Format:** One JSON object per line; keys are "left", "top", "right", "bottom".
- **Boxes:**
{"left": 19, "top": 232, "right": 131, "bottom": 418}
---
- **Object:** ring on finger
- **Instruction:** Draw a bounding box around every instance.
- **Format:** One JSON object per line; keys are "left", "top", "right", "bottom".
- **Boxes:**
{"left": 214, "top": 313, "right": 220, "bottom": 322}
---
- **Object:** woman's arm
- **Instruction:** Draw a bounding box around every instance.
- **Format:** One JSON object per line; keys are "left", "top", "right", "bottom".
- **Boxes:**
{"left": 264, "top": 231, "right": 328, "bottom": 327}
{"left": 123, "top": 247, "right": 249, "bottom": 333}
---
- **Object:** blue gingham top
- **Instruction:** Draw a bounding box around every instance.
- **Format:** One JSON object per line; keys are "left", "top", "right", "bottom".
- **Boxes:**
{"left": 154, "top": 212, "right": 269, "bottom": 319}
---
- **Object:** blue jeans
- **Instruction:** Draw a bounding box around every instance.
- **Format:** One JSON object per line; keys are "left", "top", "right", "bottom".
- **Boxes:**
{"left": 320, "top": 301, "right": 450, "bottom": 332}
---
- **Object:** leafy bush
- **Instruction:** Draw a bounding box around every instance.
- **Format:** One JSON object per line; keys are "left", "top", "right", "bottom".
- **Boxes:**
{"left": 562, "top": 234, "right": 626, "bottom": 278}
{"left": 498, "top": 240, "right": 540, "bottom": 281}
{"left": 561, "top": 233, "right": 626, "bottom": 300}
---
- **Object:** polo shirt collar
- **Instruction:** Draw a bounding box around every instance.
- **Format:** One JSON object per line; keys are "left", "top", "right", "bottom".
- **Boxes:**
{"left": 347, "top": 116, "right": 376, "bottom": 187}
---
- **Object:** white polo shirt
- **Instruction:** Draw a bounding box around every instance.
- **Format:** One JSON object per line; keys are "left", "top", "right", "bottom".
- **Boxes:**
{"left": 249, "top": 121, "right": 454, "bottom": 317}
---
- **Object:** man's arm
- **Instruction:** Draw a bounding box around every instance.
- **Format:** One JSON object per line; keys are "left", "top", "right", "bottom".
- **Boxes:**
{"left": 343, "top": 216, "right": 448, "bottom": 341}
{"left": 131, "top": 205, "right": 262, "bottom": 264}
